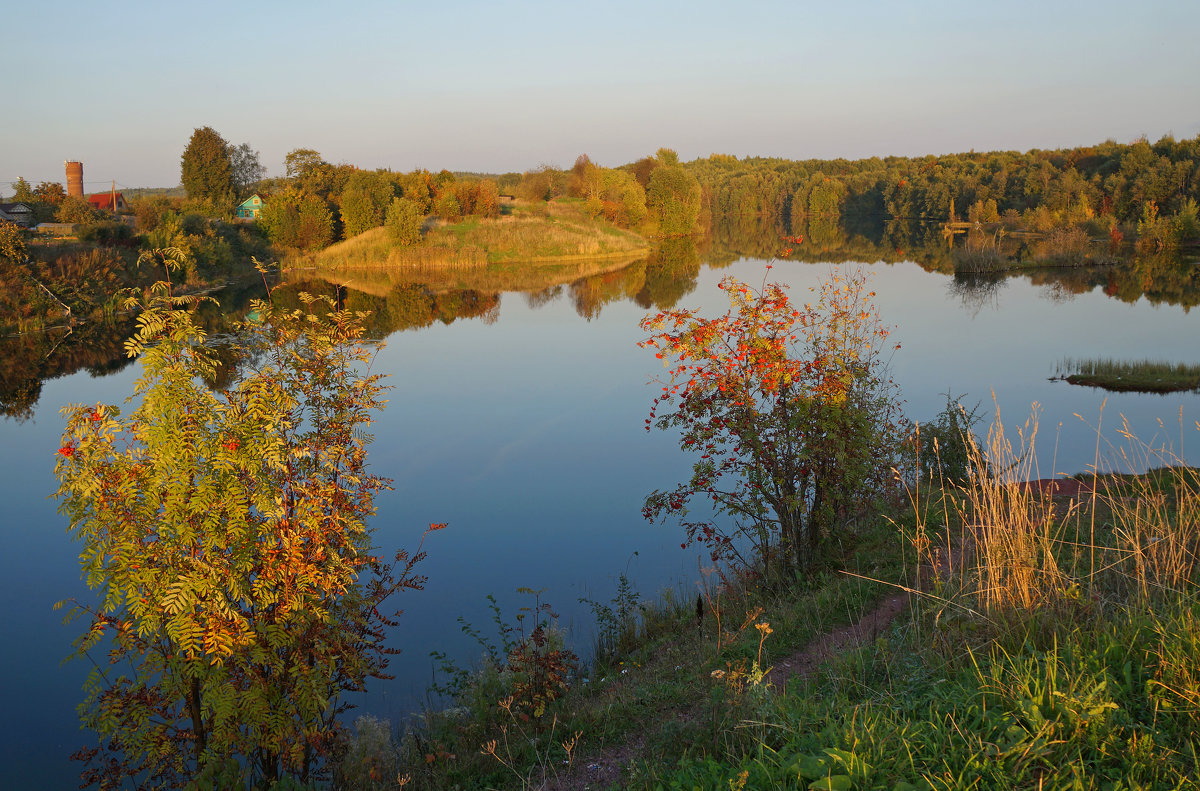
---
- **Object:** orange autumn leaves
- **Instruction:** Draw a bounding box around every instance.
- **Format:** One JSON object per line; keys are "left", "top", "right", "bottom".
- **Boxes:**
{"left": 640, "top": 269, "right": 892, "bottom": 417}
{"left": 639, "top": 266, "right": 905, "bottom": 573}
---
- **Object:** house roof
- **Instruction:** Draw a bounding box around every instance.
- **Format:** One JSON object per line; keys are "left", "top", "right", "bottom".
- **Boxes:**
{"left": 87, "top": 193, "right": 125, "bottom": 210}
{"left": 237, "top": 193, "right": 265, "bottom": 207}
{"left": 0, "top": 202, "right": 33, "bottom": 214}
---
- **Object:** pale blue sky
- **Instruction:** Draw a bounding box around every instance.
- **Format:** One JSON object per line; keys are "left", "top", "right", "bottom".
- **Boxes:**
{"left": 3, "top": 0, "right": 1198, "bottom": 191}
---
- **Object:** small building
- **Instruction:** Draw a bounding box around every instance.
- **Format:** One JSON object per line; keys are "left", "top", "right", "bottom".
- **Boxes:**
{"left": 87, "top": 192, "right": 128, "bottom": 212}
{"left": 236, "top": 193, "right": 265, "bottom": 220}
{"left": 87, "top": 192, "right": 129, "bottom": 212}
{"left": 34, "top": 222, "right": 79, "bottom": 237}
{"left": 0, "top": 202, "right": 35, "bottom": 227}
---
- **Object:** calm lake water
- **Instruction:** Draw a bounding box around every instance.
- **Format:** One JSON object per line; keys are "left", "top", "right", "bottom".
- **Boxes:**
{"left": 3, "top": 249, "right": 1199, "bottom": 788}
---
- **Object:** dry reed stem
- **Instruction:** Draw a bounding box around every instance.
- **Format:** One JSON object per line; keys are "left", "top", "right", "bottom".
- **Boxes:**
{"left": 958, "top": 406, "right": 1073, "bottom": 612}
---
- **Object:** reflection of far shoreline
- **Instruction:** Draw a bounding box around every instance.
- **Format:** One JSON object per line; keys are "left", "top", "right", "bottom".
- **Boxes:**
{"left": 279, "top": 237, "right": 711, "bottom": 328}
{"left": 703, "top": 216, "right": 1200, "bottom": 310}
{"left": 283, "top": 252, "right": 649, "bottom": 298}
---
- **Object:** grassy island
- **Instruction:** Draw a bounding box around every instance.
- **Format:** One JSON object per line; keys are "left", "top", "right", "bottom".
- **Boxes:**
{"left": 302, "top": 198, "right": 650, "bottom": 272}
{"left": 1055, "top": 357, "right": 1200, "bottom": 393}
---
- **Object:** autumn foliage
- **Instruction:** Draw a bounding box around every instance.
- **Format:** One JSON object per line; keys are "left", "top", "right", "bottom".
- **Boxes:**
{"left": 54, "top": 253, "right": 435, "bottom": 788}
{"left": 640, "top": 268, "right": 906, "bottom": 577}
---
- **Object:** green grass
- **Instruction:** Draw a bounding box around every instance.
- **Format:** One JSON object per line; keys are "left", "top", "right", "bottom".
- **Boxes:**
{"left": 1056, "top": 357, "right": 1200, "bottom": 393}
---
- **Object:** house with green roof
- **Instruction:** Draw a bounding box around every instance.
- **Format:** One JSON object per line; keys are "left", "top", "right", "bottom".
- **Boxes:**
{"left": 236, "top": 193, "right": 265, "bottom": 220}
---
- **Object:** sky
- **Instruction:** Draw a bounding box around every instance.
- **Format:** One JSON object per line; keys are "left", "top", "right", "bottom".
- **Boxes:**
{"left": 3, "top": 0, "right": 1198, "bottom": 192}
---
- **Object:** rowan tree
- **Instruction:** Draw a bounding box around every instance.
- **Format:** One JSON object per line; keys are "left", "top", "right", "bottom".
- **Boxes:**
{"left": 640, "top": 268, "right": 906, "bottom": 577}
{"left": 55, "top": 251, "right": 437, "bottom": 788}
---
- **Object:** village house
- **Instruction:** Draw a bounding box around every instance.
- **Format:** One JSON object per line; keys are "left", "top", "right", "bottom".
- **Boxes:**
{"left": 87, "top": 192, "right": 128, "bottom": 212}
{"left": 0, "top": 201, "right": 35, "bottom": 227}
{"left": 236, "top": 193, "right": 265, "bottom": 219}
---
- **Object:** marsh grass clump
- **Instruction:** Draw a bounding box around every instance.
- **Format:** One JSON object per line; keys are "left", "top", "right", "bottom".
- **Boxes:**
{"left": 1056, "top": 356, "right": 1200, "bottom": 393}
{"left": 1032, "top": 225, "right": 1105, "bottom": 265}
{"left": 951, "top": 243, "right": 1007, "bottom": 273}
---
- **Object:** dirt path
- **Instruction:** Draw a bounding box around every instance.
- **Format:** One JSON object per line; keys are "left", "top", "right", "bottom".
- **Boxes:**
{"left": 548, "top": 577, "right": 935, "bottom": 790}
{"left": 545, "top": 518, "right": 1012, "bottom": 791}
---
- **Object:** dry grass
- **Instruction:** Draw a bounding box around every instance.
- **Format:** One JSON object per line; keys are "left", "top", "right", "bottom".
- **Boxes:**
{"left": 431, "top": 201, "right": 647, "bottom": 263}
{"left": 1094, "top": 416, "right": 1200, "bottom": 598}
{"left": 300, "top": 226, "right": 488, "bottom": 271}
{"left": 915, "top": 405, "right": 1200, "bottom": 616}
{"left": 962, "top": 408, "right": 1073, "bottom": 611}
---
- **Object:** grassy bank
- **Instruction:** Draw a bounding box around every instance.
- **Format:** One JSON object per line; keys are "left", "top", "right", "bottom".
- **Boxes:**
{"left": 1055, "top": 357, "right": 1200, "bottom": 393}
{"left": 345, "top": 410, "right": 1200, "bottom": 791}
{"left": 303, "top": 199, "right": 650, "bottom": 272}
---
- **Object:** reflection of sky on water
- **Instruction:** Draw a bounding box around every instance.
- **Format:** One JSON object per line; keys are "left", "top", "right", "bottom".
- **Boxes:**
{"left": 2, "top": 256, "right": 1197, "bottom": 787}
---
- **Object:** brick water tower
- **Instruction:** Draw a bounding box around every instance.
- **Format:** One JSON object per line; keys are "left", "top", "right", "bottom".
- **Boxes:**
{"left": 65, "top": 161, "right": 83, "bottom": 197}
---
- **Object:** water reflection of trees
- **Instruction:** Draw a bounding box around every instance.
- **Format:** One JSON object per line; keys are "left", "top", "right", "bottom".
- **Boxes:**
{"left": 635, "top": 237, "right": 701, "bottom": 310}
{"left": 272, "top": 281, "right": 501, "bottom": 337}
{"left": 948, "top": 273, "right": 1007, "bottom": 317}
{"left": 569, "top": 262, "right": 647, "bottom": 320}
{"left": 0, "top": 319, "right": 137, "bottom": 420}
{"left": 705, "top": 215, "right": 1200, "bottom": 310}
{"left": 524, "top": 285, "right": 563, "bottom": 309}
{"left": 7, "top": 223, "right": 1196, "bottom": 420}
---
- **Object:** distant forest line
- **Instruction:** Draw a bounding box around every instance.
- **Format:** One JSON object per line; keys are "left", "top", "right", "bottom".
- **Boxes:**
{"left": 250, "top": 133, "right": 1200, "bottom": 253}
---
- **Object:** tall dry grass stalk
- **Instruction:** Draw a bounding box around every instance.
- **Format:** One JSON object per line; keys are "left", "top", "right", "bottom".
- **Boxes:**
{"left": 960, "top": 406, "right": 1073, "bottom": 612}
{"left": 918, "top": 405, "right": 1200, "bottom": 618}
{"left": 1094, "top": 415, "right": 1200, "bottom": 600}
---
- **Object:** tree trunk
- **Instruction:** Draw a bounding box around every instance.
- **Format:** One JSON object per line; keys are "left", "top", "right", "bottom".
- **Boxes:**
{"left": 188, "top": 677, "right": 206, "bottom": 763}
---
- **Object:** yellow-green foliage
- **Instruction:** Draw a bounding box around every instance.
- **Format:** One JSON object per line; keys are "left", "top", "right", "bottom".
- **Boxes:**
{"left": 54, "top": 254, "right": 430, "bottom": 787}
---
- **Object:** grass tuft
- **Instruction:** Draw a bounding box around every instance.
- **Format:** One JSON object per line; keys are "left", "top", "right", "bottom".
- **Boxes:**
{"left": 1056, "top": 357, "right": 1200, "bottom": 393}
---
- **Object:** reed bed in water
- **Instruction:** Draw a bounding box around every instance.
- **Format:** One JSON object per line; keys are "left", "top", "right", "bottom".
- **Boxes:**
{"left": 1055, "top": 356, "right": 1200, "bottom": 393}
